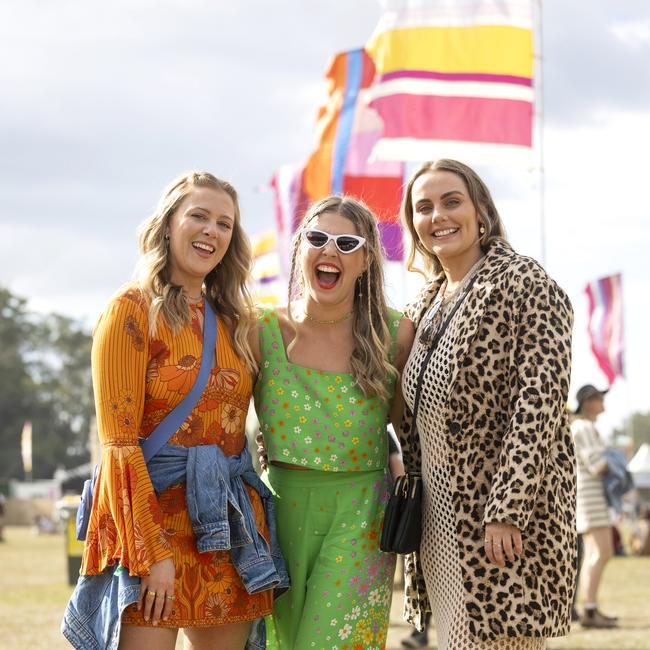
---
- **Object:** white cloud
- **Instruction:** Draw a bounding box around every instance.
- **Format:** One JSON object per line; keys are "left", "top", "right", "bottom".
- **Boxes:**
{"left": 611, "top": 21, "right": 650, "bottom": 48}
{"left": 0, "top": 0, "right": 648, "bottom": 433}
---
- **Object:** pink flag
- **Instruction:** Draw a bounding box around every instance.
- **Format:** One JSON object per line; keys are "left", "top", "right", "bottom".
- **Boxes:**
{"left": 585, "top": 274, "right": 624, "bottom": 386}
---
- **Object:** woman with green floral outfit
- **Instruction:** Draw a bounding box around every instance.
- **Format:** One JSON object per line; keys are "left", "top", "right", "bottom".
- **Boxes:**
{"left": 250, "top": 196, "right": 413, "bottom": 650}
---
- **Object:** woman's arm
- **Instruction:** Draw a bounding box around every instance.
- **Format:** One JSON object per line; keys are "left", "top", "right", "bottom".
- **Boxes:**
{"left": 85, "top": 292, "right": 175, "bottom": 619}
{"left": 482, "top": 264, "right": 574, "bottom": 563}
{"left": 572, "top": 419, "right": 608, "bottom": 475}
{"left": 389, "top": 316, "right": 415, "bottom": 434}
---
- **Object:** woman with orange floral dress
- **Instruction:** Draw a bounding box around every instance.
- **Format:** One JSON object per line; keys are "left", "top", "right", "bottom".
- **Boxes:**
{"left": 73, "top": 172, "right": 277, "bottom": 650}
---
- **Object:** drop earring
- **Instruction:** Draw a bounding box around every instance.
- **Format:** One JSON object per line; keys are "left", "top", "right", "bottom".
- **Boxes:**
{"left": 479, "top": 224, "right": 486, "bottom": 235}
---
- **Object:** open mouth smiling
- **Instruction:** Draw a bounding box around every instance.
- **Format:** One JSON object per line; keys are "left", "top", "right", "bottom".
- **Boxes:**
{"left": 315, "top": 263, "right": 341, "bottom": 289}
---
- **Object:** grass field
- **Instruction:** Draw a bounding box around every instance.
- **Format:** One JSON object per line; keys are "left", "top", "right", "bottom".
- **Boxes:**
{"left": 1, "top": 526, "right": 648, "bottom": 649}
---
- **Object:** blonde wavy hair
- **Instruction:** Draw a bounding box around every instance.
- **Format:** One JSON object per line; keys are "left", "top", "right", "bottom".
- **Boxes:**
{"left": 401, "top": 159, "right": 508, "bottom": 279}
{"left": 287, "top": 196, "right": 397, "bottom": 399}
{"left": 134, "top": 171, "right": 256, "bottom": 372}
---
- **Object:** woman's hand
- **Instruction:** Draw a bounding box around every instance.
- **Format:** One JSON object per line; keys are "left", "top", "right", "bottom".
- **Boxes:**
{"left": 389, "top": 452, "right": 405, "bottom": 480}
{"left": 484, "top": 523, "right": 523, "bottom": 567}
{"left": 256, "top": 431, "right": 269, "bottom": 471}
{"left": 139, "top": 557, "right": 175, "bottom": 624}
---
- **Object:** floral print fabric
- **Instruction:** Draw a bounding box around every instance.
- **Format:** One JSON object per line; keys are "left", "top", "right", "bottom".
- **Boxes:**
{"left": 253, "top": 308, "right": 401, "bottom": 472}
{"left": 81, "top": 288, "right": 272, "bottom": 626}
{"left": 265, "top": 458, "right": 396, "bottom": 649}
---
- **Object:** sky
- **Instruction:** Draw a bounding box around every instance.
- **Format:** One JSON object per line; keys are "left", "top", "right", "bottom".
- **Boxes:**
{"left": 1, "top": 0, "right": 649, "bottom": 438}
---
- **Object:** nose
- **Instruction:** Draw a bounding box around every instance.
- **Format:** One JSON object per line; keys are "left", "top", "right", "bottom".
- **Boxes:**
{"left": 322, "top": 239, "right": 338, "bottom": 255}
{"left": 431, "top": 205, "right": 444, "bottom": 222}
{"left": 202, "top": 219, "right": 217, "bottom": 238}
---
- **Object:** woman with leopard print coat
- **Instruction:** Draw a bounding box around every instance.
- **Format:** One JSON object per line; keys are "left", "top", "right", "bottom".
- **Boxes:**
{"left": 396, "top": 159, "right": 577, "bottom": 648}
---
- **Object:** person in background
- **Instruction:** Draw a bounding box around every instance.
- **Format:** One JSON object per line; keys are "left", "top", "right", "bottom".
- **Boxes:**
{"left": 397, "top": 159, "right": 577, "bottom": 649}
{"left": 571, "top": 384, "right": 618, "bottom": 628}
{"left": 250, "top": 196, "right": 414, "bottom": 649}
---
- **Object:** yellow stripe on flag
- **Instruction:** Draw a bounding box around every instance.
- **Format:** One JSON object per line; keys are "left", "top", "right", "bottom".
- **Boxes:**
{"left": 367, "top": 25, "right": 533, "bottom": 78}
{"left": 252, "top": 231, "right": 278, "bottom": 257}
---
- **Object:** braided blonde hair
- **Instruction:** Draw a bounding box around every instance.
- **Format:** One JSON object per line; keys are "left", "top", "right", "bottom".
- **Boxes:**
{"left": 286, "top": 196, "right": 397, "bottom": 399}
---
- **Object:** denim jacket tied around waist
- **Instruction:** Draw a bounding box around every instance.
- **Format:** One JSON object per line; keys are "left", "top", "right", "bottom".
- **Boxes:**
{"left": 61, "top": 442, "right": 289, "bottom": 650}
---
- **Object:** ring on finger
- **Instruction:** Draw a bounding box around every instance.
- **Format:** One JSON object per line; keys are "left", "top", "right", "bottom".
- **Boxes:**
{"left": 166, "top": 595, "right": 175, "bottom": 600}
{"left": 146, "top": 591, "right": 156, "bottom": 598}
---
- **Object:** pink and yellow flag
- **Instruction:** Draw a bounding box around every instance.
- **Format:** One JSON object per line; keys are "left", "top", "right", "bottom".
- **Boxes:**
{"left": 302, "top": 48, "right": 405, "bottom": 260}
{"left": 365, "top": 0, "right": 534, "bottom": 164}
{"left": 586, "top": 274, "right": 624, "bottom": 386}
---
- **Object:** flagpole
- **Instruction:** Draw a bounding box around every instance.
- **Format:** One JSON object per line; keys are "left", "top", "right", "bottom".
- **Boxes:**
{"left": 536, "top": 0, "right": 546, "bottom": 268}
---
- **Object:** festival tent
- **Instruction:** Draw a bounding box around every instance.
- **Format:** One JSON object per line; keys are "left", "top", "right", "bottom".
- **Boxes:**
{"left": 628, "top": 443, "right": 650, "bottom": 490}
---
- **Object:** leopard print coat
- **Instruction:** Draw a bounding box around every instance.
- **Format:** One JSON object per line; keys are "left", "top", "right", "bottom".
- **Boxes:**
{"left": 399, "top": 240, "right": 577, "bottom": 641}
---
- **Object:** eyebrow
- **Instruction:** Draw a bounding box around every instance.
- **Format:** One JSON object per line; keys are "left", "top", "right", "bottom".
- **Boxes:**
{"left": 187, "top": 205, "right": 234, "bottom": 220}
{"left": 414, "top": 190, "right": 464, "bottom": 204}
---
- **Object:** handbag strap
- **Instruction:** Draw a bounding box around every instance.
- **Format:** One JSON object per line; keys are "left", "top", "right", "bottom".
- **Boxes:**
{"left": 411, "top": 275, "right": 478, "bottom": 433}
{"left": 140, "top": 300, "right": 217, "bottom": 462}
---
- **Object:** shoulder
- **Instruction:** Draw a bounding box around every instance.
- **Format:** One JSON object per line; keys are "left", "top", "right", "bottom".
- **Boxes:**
{"left": 387, "top": 306, "right": 403, "bottom": 325}
{"left": 249, "top": 305, "right": 289, "bottom": 366}
{"left": 386, "top": 307, "right": 405, "bottom": 337}
{"left": 256, "top": 305, "right": 289, "bottom": 331}
{"left": 486, "top": 246, "right": 572, "bottom": 314}
{"left": 95, "top": 286, "right": 148, "bottom": 331}
{"left": 395, "top": 315, "right": 415, "bottom": 372}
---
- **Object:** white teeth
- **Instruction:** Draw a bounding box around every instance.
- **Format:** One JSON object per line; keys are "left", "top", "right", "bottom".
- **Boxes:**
{"left": 316, "top": 264, "right": 340, "bottom": 273}
{"left": 193, "top": 242, "right": 215, "bottom": 253}
{"left": 434, "top": 228, "right": 458, "bottom": 238}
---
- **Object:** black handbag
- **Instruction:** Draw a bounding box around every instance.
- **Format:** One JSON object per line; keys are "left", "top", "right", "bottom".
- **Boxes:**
{"left": 380, "top": 275, "right": 478, "bottom": 554}
{"left": 380, "top": 473, "right": 423, "bottom": 553}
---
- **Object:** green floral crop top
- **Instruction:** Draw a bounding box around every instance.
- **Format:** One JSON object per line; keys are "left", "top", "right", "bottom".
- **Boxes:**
{"left": 254, "top": 308, "right": 402, "bottom": 472}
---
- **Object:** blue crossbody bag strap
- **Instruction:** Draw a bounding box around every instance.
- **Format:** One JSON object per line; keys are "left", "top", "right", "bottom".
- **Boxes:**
{"left": 76, "top": 301, "right": 217, "bottom": 541}
{"left": 140, "top": 300, "right": 217, "bottom": 462}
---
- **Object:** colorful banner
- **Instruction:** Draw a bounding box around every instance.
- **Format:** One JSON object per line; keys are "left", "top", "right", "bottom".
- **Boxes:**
{"left": 365, "top": 0, "right": 534, "bottom": 164}
{"left": 585, "top": 274, "right": 624, "bottom": 386}
{"left": 251, "top": 230, "right": 283, "bottom": 305}
{"left": 270, "top": 163, "right": 308, "bottom": 278}
{"left": 302, "top": 48, "right": 405, "bottom": 260}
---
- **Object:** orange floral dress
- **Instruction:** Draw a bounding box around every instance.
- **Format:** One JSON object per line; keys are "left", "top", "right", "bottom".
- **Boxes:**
{"left": 80, "top": 288, "right": 273, "bottom": 628}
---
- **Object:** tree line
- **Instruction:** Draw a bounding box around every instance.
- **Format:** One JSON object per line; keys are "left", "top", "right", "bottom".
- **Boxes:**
{"left": 0, "top": 286, "right": 93, "bottom": 480}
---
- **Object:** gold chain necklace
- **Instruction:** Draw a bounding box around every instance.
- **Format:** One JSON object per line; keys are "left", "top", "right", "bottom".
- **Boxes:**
{"left": 303, "top": 310, "right": 353, "bottom": 325}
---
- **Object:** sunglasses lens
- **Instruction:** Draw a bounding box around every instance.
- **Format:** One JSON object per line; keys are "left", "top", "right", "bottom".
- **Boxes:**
{"left": 336, "top": 236, "right": 361, "bottom": 252}
{"left": 305, "top": 231, "right": 328, "bottom": 248}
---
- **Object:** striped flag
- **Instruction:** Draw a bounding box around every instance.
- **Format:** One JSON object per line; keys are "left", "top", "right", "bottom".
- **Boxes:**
{"left": 251, "top": 230, "right": 283, "bottom": 305}
{"left": 365, "top": 0, "right": 534, "bottom": 164}
{"left": 302, "top": 48, "right": 405, "bottom": 260}
{"left": 270, "top": 163, "right": 308, "bottom": 279}
{"left": 585, "top": 274, "right": 624, "bottom": 386}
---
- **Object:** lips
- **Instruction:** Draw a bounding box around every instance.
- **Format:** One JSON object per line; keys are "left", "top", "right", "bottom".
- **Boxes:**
{"left": 315, "top": 263, "right": 341, "bottom": 289}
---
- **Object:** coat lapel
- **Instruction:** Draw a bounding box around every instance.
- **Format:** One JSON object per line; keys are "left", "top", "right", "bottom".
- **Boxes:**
{"left": 445, "top": 278, "right": 494, "bottom": 398}
{"left": 444, "top": 242, "right": 514, "bottom": 398}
